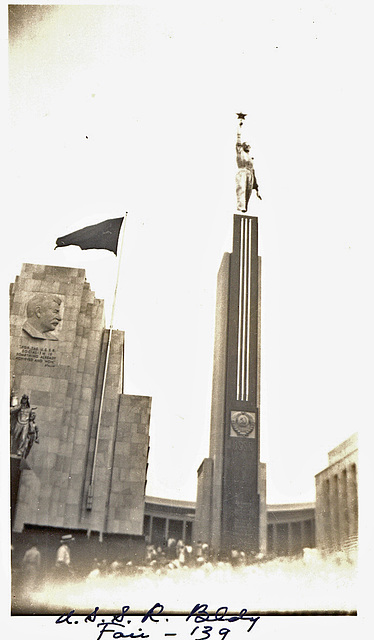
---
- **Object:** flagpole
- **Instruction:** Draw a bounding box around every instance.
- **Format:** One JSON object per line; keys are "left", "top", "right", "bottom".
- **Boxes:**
{"left": 109, "top": 211, "right": 127, "bottom": 331}
{"left": 86, "top": 212, "right": 128, "bottom": 512}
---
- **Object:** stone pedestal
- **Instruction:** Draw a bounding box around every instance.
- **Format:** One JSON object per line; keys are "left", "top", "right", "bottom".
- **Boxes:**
{"left": 10, "top": 455, "right": 22, "bottom": 527}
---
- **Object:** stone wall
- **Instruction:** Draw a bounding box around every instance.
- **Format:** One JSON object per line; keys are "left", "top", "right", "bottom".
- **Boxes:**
{"left": 315, "top": 434, "right": 358, "bottom": 553}
{"left": 10, "top": 263, "right": 151, "bottom": 537}
{"left": 194, "top": 457, "right": 213, "bottom": 545}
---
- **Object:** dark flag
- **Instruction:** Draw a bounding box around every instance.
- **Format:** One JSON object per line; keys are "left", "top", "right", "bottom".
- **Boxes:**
{"left": 55, "top": 217, "right": 124, "bottom": 255}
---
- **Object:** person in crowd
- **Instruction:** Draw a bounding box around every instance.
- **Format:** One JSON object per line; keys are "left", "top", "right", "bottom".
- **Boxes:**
{"left": 184, "top": 544, "right": 194, "bottom": 567}
{"left": 230, "top": 549, "right": 240, "bottom": 566}
{"left": 21, "top": 541, "right": 41, "bottom": 591}
{"left": 166, "top": 537, "right": 177, "bottom": 560}
{"left": 86, "top": 558, "right": 101, "bottom": 582}
{"left": 194, "top": 541, "right": 204, "bottom": 566}
{"left": 109, "top": 560, "right": 122, "bottom": 576}
{"left": 146, "top": 544, "right": 157, "bottom": 565}
{"left": 202, "top": 543, "right": 210, "bottom": 562}
{"left": 176, "top": 540, "right": 185, "bottom": 566}
{"left": 55, "top": 534, "right": 74, "bottom": 582}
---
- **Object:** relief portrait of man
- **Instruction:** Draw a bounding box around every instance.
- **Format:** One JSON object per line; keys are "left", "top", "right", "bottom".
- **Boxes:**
{"left": 22, "top": 294, "right": 63, "bottom": 341}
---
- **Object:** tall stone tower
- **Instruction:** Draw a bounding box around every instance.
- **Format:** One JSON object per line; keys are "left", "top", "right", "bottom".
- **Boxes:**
{"left": 195, "top": 214, "right": 264, "bottom": 556}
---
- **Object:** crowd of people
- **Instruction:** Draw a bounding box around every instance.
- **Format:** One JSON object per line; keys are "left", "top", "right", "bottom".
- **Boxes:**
{"left": 142, "top": 538, "right": 256, "bottom": 573}
{"left": 85, "top": 537, "right": 264, "bottom": 581}
{"left": 14, "top": 533, "right": 265, "bottom": 599}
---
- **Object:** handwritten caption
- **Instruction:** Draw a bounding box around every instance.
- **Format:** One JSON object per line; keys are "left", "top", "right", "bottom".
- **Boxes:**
{"left": 55, "top": 603, "right": 261, "bottom": 639}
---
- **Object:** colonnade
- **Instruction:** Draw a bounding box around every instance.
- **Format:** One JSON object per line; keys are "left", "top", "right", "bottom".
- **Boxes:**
{"left": 144, "top": 513, "right": 194, "bottom": 546}
{"left": 267, "top": 518, "right": 315, "bottom": 556}
{"left": 317, "top": 462, "right": 358, "bottom": 551}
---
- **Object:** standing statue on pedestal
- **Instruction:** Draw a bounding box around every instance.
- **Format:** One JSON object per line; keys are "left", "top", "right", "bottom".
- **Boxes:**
{"left": 10, "top": 394, "right": 39, "bottom": 459}
{"left": 235, "top": 113, "right": 262, "bottom": 212}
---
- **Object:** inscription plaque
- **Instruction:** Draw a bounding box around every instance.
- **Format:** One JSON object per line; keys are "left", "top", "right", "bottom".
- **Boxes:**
{"left": 15, "top": 344, "right": 58, "bottom": 367}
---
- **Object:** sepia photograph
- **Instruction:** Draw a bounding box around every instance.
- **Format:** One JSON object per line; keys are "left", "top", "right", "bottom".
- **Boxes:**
{"left": 3, "top": 1, "right": 372, "bottom": 637}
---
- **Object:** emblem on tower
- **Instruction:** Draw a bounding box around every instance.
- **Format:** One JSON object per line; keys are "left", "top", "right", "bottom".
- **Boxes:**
{"left": 230, "top": 410, "right": 256, "bottom": 438}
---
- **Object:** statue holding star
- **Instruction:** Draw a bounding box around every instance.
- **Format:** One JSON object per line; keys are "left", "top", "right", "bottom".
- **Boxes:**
{"left": 235, "top": 113, "right": 262, "bottom": 212}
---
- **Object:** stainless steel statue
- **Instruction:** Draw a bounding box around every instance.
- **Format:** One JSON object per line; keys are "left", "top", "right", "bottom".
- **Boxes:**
{"left": 235, "top": 113, "right": 262, "bottom": 212}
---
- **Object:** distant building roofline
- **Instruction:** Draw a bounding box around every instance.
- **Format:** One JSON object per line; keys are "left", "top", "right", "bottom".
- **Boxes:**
{"left": 267, "top": 502, "right": 315, "bottom": 512}
{"left": 327, "top": 432, "right": 358, "bottom": 466}
{"left": 145, "top": 495, "right": 197, "bottom": 510}
{"left": 146, "top": 495, "right": 316, "bottom": 513}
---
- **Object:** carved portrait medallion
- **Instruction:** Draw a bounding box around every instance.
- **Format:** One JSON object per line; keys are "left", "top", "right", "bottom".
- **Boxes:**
{"left": 22, "top": 293, "right": 64, "bottom": 341}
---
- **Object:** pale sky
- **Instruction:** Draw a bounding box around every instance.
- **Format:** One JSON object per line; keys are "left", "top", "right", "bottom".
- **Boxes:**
{"left": 4, "top": 1, "right": 373, "bottom": 505}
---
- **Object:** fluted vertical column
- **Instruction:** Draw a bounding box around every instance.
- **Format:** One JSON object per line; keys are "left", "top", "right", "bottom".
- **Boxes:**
{"left": 273, "top": 523, "right": 278, "bottom": 555}
{"left": 347, "top": 463, "right": 358, "bottom": 538}
{"left": 300, "top": 519, "right": 305, "bottom": 550}
{"left": 165, "top": 518, "right": 169, "bottom": 542}
{"left": 322, "top": 478, "right": 332, "bottom": 551}
{"left": 339, "top": 469, "right": 349, "bottom": 545}
{"left": 330, "top": 474, "right": 340, "bottom": 549}
{"left": 287, "top": 522, "right": 292, "bottom": 556}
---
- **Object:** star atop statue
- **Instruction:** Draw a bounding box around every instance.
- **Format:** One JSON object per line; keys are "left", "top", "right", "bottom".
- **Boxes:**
{"left": 236, "top": 112, "right": 247, "bottom": 120}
